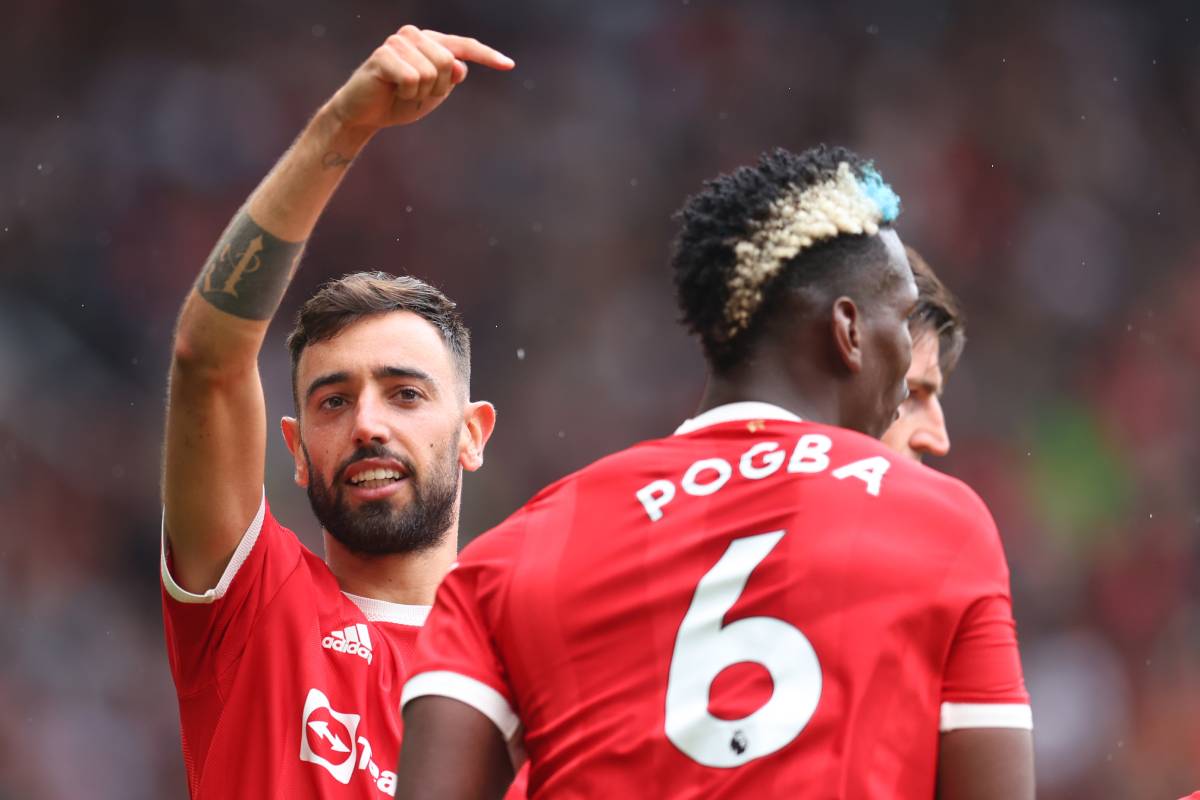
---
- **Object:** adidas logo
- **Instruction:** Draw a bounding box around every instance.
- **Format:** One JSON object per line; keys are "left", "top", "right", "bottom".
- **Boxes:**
{"left": 322, "top": 623, "right": 373, "bottom": 665}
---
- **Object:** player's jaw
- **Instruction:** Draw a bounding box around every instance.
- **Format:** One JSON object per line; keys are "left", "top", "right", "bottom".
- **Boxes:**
{"left": 859, "top": 320, "right": 913, "bottom": 440}
{"left": 867, "top": 382, "right": 906, "bottom": 441}
{"left": 859, "top": 229, "right": 918, "bottom": 440}
{"left": 304, "top": 439, "right": 460, "bottom": 556}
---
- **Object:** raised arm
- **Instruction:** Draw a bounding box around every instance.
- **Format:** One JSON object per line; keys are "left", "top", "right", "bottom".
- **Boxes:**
{"left": 163, "top": 26, "right": 514, "bottom": 593}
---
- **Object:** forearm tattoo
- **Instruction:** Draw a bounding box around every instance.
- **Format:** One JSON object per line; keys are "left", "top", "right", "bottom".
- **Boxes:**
{"left": 197, "top": 210, "right": 305, "bottom": 320}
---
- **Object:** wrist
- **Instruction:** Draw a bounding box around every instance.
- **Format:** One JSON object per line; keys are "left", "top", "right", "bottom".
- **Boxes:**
{"left": 313, "top": 102, "right": 377, "bottom": 158}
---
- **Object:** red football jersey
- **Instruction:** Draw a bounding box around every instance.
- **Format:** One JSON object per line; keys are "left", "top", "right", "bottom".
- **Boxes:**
{"left": 404, "top": 403, "right": 1031, "bottom": 798}
{"left": 161, "top": 495, "right": 431, "bottom": 798}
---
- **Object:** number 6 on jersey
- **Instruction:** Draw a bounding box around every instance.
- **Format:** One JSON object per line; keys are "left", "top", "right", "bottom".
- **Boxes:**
{"left": 665, "top": 530, "right": 822, "bottom": 768}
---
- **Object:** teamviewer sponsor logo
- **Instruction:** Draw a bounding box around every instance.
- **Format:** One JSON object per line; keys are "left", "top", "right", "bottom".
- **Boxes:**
{"left": 300, "top": 688, "right": 360, "bottom": 785}
{"left": 323, "top": 623, "right": 374, "bottom": 665}
{"left": 299, "top": 688, "right": 397, "bottom": 795}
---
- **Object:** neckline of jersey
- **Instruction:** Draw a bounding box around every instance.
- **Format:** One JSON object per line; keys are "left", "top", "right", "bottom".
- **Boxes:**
{"left": 674, "top": 401, "right": 803, "bottom": 435}
{"left": 342, "top": 591, "right": 431, "bottom": 626}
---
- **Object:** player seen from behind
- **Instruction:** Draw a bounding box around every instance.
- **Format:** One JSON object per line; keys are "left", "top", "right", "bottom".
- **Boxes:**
{"left": 395, "top": 147, "right": 1034, "bottom": 799}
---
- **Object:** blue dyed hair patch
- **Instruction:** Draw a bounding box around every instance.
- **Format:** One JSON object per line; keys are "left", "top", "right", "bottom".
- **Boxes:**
{"left": 857, "top": 166, "right": 901, "bottom": 223}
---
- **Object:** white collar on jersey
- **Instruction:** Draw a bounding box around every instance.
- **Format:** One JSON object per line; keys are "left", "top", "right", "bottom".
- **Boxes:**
{"left": 674, "top": 401, "right": 803, "bottom": 435}
{"left": 342, "top": 592, "right": 431, "bottom": 626}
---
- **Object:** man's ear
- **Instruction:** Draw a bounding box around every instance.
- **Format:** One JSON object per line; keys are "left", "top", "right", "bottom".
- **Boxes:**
{"left": 832, "top": 296, "right": 863, "bottom": 373}
{"left": 280, "top": 416, "right": 309, "bottom": 487}
{"left": 459, "top": 401, "right": 497, "bottom": 472}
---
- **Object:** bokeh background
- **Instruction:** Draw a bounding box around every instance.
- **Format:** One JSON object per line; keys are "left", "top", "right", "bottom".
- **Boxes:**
{"left": 3, "top": 0, "right": 1199, "bottom": 796}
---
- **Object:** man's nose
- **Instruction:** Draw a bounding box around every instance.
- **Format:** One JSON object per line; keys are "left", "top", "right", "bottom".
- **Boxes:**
{"left": 909, "top": 396, "right": 950, "bottom": 458}
{"left": 351, "top": 394, "right": 391, "bottom": 446}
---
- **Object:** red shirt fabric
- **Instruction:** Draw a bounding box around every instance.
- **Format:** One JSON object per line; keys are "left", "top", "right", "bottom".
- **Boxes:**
{"left": 404, "top": 403, "right": 1031, "bottom": 799}
{"left": 161, "top": 496, "right": 431, "bottom": 798}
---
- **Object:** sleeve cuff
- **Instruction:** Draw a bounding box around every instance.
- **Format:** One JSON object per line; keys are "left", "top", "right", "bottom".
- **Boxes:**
{"left": 160, "top": 490, "right": 266, "bottom": 604}
{"left": 939, "top": 702, "right": 1033, "bottom": 731}
{"left": 402, "top": 671, "right": 521, "bottom": 741}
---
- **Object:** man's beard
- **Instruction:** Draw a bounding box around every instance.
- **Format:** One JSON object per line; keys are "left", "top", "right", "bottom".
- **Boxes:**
{"left": 303, "top": 439, "right": 460, "bottom": 556}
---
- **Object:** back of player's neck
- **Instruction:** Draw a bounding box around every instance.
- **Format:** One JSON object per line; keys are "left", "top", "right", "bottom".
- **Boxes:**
{"left": 698, "top": 377, "right": 833, "bottom": 427}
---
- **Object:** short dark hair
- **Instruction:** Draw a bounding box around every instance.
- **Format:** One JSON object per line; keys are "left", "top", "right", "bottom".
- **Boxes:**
{"left": 671, "top": 145, "right": 897, "bottom": 374}
{"left": 904, "top": 247, "right": 966, "bottom": 375}
{"left": 286, "top": 271, "right": 471, "bottom": 410}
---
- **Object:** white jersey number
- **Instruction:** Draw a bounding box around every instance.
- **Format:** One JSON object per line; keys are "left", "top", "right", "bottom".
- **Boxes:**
{"left": 664, "top": 530, "right": 822, "bottom": 768}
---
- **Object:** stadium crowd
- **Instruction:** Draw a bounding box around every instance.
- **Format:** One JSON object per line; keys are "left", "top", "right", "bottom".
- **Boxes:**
{"left": 1, "top": 0, "right": 1198, "bottom": 797}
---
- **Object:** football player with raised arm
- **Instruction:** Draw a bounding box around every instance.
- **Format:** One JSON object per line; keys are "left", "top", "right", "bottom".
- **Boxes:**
{"left": 159, "top": 26, "right": 527, "bottom": 798}
{"left": 395, "top": 148, "right": 1034, "bottom": 799}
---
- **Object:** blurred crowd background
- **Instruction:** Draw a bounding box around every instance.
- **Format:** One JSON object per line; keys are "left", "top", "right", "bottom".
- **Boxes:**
{"left": 3, "top": 0, "right": 1199, "bottom": 796}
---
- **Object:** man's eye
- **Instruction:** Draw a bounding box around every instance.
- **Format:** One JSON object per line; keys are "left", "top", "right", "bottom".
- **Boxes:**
{"left": 395, "top": 388, "right": 420, "bottom": 402}
{"left": 320, "top": 396, "right": 345, "bottom": 410}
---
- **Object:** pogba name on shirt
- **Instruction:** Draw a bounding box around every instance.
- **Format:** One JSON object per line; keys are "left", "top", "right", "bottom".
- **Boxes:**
{"left": 404, "top": 404, "right": 1032, "bottom": 798}
{"left": 634, "top": 426, "right": 893, "bottom": 523}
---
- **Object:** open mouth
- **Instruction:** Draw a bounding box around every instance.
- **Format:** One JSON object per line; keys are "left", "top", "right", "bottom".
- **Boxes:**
{"left": 343, "top": 460, "right": 410, "bottom": 492}
{"left": 348, "top": 468, "right": 405, "bottom": 489}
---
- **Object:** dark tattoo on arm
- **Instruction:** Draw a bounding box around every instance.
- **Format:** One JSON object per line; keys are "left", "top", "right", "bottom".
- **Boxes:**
{"left": 196, "top": 210, "right": 305, "bottom": 320}
{"left": 322, "top": 151, "right": 353, "bottom": 169}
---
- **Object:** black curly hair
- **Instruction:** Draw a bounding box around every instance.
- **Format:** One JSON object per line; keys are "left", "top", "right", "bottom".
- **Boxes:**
{"left": 671, "top": 145, "right": 898, "bottom": 374}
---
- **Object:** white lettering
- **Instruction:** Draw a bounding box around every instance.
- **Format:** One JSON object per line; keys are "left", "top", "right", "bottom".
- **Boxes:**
{"left": 788, "top": 434, "right": 832, "bottom": 474}
{"left": 322, "top": 635, "right": 373, "bottom": 664}
{"left": 831, "top": 456, "right": 890, "bottom": 496}
{"left": 740, "top": 442, "right": 785, "bottom": 480}
{"left": 377, "top": 771, "right": 397, "bottom": 794}
{"left": 682, "top": 458, "right": 733, "bottom": 496}
{"left": 355, "top": 734, "right": 394, "bottom": 796}
{"left": 637, "top": 479, "right": 676, "bottom": 522}
{"left": 634, "top": 434, "right": 891, "bottom": 521}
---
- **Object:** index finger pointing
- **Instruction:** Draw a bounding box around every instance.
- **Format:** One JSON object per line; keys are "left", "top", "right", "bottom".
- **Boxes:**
{"left": 423, "top": 31, "right": 515, "bottom": 70}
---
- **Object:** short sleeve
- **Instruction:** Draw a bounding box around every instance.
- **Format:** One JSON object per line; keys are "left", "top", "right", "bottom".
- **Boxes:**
{"left": 938, "top": 490, "right": 1032, "bottom": 732}
{"left": 160, "top": 493, "right": 302, "bottom": 692}
{"left": 401, "top": 553, "right": 520, "bottom": 741}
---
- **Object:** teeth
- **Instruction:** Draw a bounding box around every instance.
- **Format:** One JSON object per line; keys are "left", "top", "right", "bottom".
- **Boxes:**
{"left": 350, "top": 467, "right": 403, "bottom": 484}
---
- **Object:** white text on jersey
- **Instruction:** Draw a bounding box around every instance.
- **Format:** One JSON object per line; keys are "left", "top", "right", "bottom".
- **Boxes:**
{"left": 322, "top": 623, "right": 374, "bottom": 665}
{"left": 637, "top": 434, "right": 891, "bottom": 522}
